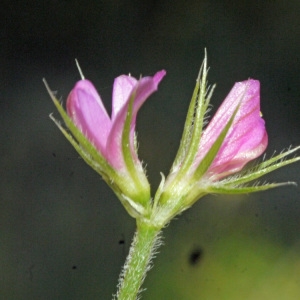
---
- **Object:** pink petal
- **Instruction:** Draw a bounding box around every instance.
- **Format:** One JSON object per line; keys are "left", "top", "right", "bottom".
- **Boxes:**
{"left": 106, "top": 70, "right": 166, "bottom": 169}
{"left": 66, "top": 80, "right": 111, "bottom": 153}
{"left": 112, "top": 75, "right": 138, "bottom": 120}
{"left": 196, "top": 79, "right": 268, "bottom": 180}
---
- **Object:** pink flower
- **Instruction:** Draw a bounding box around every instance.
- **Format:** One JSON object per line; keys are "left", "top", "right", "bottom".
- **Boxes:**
{"left": 156, "top": 77, "right": 270, "bottom": 223}
{"left": 66, "top": 71, "right": 166, "bottom": 170}
{"left": 196, "top": 79, "right": 268, "bottom": 181}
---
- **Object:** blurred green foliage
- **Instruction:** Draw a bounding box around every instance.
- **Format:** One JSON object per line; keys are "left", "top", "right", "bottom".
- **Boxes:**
{"left": 145, "top": 233, "right": 300, "bottom": 299}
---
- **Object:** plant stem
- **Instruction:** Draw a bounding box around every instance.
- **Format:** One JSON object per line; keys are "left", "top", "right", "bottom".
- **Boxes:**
{"left": 115, "top": 221, "right": 161, "bottom": 300}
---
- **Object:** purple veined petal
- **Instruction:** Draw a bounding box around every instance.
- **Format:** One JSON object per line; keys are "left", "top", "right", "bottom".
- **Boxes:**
{"left": 196, "top": 79, "right": 268, "bottom": 180}
{"left": 106, "top": 70, "right": 166, "bottom": 169}
{"left": 67, "top": 80, "right": 111, "bottom": 154}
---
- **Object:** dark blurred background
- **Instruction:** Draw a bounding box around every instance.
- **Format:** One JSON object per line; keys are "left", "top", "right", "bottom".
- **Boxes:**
{"left": 1, "top": 1, "right": 300, "bottom": 299}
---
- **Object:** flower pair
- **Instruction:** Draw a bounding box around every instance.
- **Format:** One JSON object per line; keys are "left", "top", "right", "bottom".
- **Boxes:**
{"left": 46, "top": 54, "right": 299, "bottom": 226}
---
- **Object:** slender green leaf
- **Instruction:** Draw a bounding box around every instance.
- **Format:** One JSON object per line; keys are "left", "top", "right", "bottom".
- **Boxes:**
{"left": 222, "top": 153, "right": 300, "bottom": 186}
{"left": 207, "top": 182, "right": 296, "bottom": 194}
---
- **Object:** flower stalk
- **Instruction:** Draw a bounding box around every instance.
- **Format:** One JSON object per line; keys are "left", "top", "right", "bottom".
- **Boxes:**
{"left": 115, "top": 222, "right": 161, "bottom": 300}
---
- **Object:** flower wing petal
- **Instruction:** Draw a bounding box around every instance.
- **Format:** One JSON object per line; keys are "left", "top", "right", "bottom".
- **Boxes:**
{"left": 112, "top": 75, "right": 138, "bottom": 120}
{"left": 106, "top": 70, "right": 166, "bottom": 169}
{"left": 67, "top": 80, "right": 111, "bottom": 153}
{"left": 197, "top": 79, "right": 268, "bottom": 180}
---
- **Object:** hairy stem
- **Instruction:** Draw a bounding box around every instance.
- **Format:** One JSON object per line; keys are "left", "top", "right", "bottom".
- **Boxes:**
{"left": 115, "top": 222, "right": 161, "bottom": 300}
